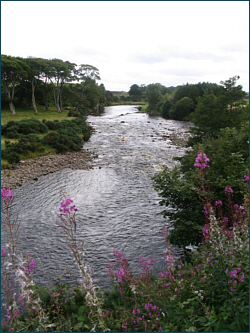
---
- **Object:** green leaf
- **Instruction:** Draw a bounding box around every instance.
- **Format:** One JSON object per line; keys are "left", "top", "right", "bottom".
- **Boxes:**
{"left": 77, "top": 315, "right": 85, "bottom": 322}
{"left": 78, "top": 305, "right": 85, "bottom": 315}
{"left": 198, "top": 317, "right": 207, "bottom": 323}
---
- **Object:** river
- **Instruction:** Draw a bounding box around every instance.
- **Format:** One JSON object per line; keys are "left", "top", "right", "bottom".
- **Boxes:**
{"left": 2, "top": 105, "right": 191, "bottom": 290}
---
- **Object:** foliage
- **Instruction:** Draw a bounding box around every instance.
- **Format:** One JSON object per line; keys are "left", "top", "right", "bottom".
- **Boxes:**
{"left": 1, "top": 118, "right": 49, "bottom": 138}
{"left": 179, "top": 122, "right": 249, "bottom": 202}
{"left": 1, "top": 55, "right": 109, "bottom": 115}
{"left": 153, "top": 119, "right": 249, "bottom": 247}
{"left": 68, "top": 109, "right": 81, "bottom": 117}
{"left": 1, "top": 116, "right": 93, "bottom": 164}
{"left": 161, "top": 100, "right": 173, "bottom": 119}
{"left": 169, "top": 96, "right": 194, "bottom": 120}
{"left": 42, "top": 129, "right": 83, "bottom": 154}
{"left": 173, "top": 82, "right": 221, "bottom": 106}
{"left": 2, "top": 134, "right": 44, "bottom": 164}
{"left": 146, "top": 83, "right": 163, "bottom": 112}
{"left": 153, "top": 165, "right": 204, "bottom": 246}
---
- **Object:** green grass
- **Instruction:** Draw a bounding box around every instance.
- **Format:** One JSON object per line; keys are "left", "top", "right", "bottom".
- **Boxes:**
{"left": 1, "top": 106, "right": 75, "bottom": 168}
{"left": 1, "top": 106, "right": 70, "bottom": 126}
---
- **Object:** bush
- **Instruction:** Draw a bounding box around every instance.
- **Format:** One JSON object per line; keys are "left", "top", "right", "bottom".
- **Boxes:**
{"left": 161, "top": 100, "right": 173, "bottom": 119}
{"left": 169, "top": 97, "right": 194, "bottom": 120}
{"left": 43, "top": 120, "right": 59, "bottom": 131}
{"left": 68, "top": 110, "right": 81, "bottom": 117}
{"left": 2, "top": 135, "right": 44, "bottom": 161}
{"left": 5, "top": 151, "right": 20, "bottom": 164}
{"left": 5, "top": 125, "right": 20, "bottom": 139}
{"left": 1, "top": 119, "right": 48, "bottom": 136}
{"left": 43, "top": 129, "right": 83, "bottom": 154}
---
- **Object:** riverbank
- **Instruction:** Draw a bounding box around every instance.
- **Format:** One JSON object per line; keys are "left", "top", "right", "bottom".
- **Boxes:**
{"left": 1, "top": 149, "right": 97, "bottom": 189}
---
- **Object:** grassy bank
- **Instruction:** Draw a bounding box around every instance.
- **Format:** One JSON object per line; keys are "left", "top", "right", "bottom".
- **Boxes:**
{"left": 1, "top": 106, "right": 70, "bottom": 125}
{"left": 1, "top": 107, "right": 90, "bottom": 168}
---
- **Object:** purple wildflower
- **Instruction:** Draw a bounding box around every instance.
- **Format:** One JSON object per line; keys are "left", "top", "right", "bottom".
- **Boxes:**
{"left": 1, "top": 248, "right": 7, "bottom": 257}
{"left": 1, "top": 188, "right": 13, "bottom": 200}
{"left": 225, "top": 186, "right": 233, "bottom": 195}
{"left": 59, "top": 197, "right": 77, "bottom": 215}
{"left": 29, "top": 259, "right": 36, "bottom": 273}
{"left": 194, "top": 152, "right": 210, "bottom": 169}
{"left": 1, "top": 321, "right": 9, "bottom": 326}
{"left": 243, "top": 174, "right": 249, "bottom": 182}
{"left": 238, "top": 273, "right": 245, "bottom": 282}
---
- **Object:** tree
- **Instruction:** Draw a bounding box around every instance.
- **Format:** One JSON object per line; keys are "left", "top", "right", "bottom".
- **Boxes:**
{"left": 74, "top": 64, "right": 101, "bottom": 112}
{"left": 169, "top": 96, "right": 194, "bottom": 120}
{"left": 146, "top": 83, "right": 163, "bottom": 112}
{"left": 189, "top": 90, "right": 226, "bottom": 138}
{"left": 24, "top": 57, "right": 46, "bottom": 114}
{"left": 76, "top": 64, "right": 100, "bottom": 82}
{"left": 161, "top": 100, "right": 173, "bottom": 119}
{"left": 1, "top": 55, "right": 29, "bottom": 115}
{"left": 47, "top": 59, "right": 76, "bottom": 112}
{"left": 219, "top": 75, "right": 247, "bottom": 127}
{"left": 128, "top": 84, "right": 141, "bottom": 96}
{"left": 173, "top": 83, "right": 200, "bottom": 105}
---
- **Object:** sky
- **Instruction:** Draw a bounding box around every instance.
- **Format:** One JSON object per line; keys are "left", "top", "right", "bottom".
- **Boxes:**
{"left": 1, "top": 1, "right": 249, "bottom": 92}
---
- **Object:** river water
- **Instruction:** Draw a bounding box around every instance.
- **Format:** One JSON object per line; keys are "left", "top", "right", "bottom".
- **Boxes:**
{"left": 2, "top": 105, "right": 191, "bottom": 290}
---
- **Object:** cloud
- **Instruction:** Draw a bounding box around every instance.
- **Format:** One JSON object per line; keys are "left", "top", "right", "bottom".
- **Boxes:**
{"left": 131, "top": 47, "right": 233, "bottom": 65}
{"left": 131, "top": 54, "right": 166, "bottom": 64}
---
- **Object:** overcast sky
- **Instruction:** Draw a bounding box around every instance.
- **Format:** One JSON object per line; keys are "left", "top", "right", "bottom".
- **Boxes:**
{"left": 1, "top": 1, "right": 249, "bottom": 92}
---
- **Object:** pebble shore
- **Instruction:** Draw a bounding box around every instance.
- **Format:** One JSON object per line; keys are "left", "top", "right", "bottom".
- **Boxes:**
{"left": 1, "top": 150, "right": 96, "bottom": 189}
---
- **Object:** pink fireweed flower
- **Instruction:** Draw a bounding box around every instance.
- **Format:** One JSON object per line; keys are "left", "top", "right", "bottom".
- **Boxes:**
{"left": 225, "top": 186, "right": 233, "bottom": 195}
{"left": 59, "top": 197, "right": 77, "bottom": 215}
{"left": 1, "top": 188, "right": 13, "bottom": 200}
{"left": 1, "top": 248, "right": 7, "bottom": 257}
{"left": 223, "top": 217, "right": 229, "bottom": 223}
{"left": 215, "top": 200, "right": 223, "bottom": 206}
{"left": 238, "top": 273, "right": 245, "bottom": 282}
{"left": 1, "top": 321, "right": 9, "bottom": 326}
{"left": 194, "top": 152, "right": 210, "bottom": 169}
{"left": 243, "top": 174, "right": 249, "bottom": 182}
{"left": 29, "top": 259, "right": 36, "bottom": 273}
{"left": 202, "top": 224, "right": 209, "bottom": 236}
{"left": 139, "top": 256, "right": 155, "bottom": 271}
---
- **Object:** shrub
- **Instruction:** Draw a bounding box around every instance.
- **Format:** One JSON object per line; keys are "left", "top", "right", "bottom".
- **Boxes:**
{"left": 5, "top": 125, "right": 20, "bottom": 139}
{"left": 1, "top": 119, "right": 48, "bottom": 136}
{"left": 68, "top": 110, "right": 81, "bottom": 117}
{"left": 5, "top": 151, "right": 20, "bottom": 164}
{"left": 2, "top": 135, "right": 44, "bottom": 162}
{"left": 43, "top": 129, "right": 83, "bottom": 154}
{"left": 169, "top": 97, "right": 194, "bottom": 120}
{"left": 43, "top": 120, "right": 59, "bottom": 131}
{"left": 161, "top": 100, "right": 173, "bottom": 119}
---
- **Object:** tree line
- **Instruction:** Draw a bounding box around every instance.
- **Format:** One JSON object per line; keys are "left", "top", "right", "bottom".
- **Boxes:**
{"left": 1, "top": 55, "right": 117, "bottom": 116}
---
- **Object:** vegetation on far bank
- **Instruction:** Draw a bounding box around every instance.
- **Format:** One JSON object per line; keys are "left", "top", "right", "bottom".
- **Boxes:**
{"left": 1, "top": 107, "right": 93, "bottom": 168}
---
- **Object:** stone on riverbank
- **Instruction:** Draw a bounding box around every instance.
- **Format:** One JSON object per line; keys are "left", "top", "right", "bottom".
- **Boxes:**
{"left": 1, "top": 150, "right": 96, "bottom": 189}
